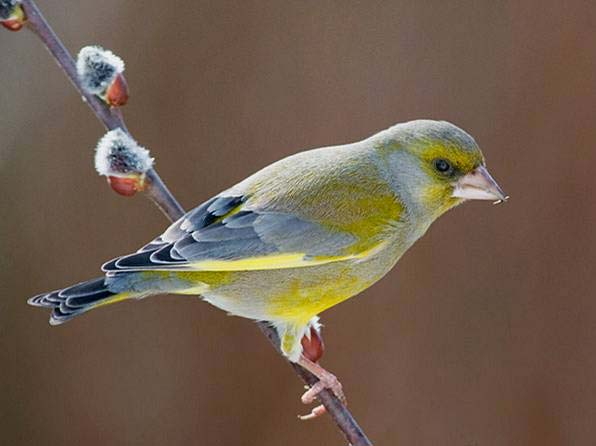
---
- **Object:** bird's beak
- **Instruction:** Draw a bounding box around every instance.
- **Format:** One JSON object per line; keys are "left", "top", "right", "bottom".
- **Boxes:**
{"left": 452, "top": 165, "right": 508, "bottom": 204}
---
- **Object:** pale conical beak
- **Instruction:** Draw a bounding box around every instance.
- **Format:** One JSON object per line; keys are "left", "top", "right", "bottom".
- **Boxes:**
{"left": 452, "top": 165, "right": 508, "bottom": 204}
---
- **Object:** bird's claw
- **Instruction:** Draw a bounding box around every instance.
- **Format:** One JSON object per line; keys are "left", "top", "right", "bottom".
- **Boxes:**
{"left": 299, "top": 369, "right": 346, "bottom": 421}
{"left": 298, "top": 404, "right": 327, "bottom": 421}
{"left": 301, "top": 372, "right": 344, "bottom": 404}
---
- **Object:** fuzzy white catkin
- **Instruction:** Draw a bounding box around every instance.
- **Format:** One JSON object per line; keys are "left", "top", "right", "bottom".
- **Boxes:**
{"left": 76, "top": 46, "right": 125, "bottom": 95}
{"left": 95, "top": 129, "right": 153, "bottom": 177}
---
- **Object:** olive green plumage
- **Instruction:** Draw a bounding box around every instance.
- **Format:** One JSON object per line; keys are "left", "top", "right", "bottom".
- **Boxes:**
{"left": 29, "top": 119, "right": 506, "bottom": 362}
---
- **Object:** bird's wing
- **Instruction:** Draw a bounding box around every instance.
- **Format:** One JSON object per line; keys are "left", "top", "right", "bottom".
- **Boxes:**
{"left": 102, "top": 191, "right": 382, "bottom": 273}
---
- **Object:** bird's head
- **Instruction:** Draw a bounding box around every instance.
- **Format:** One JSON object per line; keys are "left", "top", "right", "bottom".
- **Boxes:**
{"left": 373, "top": 120, "right": 507, "bottom": 221}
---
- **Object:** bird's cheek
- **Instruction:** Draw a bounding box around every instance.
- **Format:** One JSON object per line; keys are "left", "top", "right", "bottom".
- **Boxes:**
{"left": 419, "top": 184, "right": 461, "bottom": 219}
{"left": 421, "top": 184, "right": 452, "bottom": 207}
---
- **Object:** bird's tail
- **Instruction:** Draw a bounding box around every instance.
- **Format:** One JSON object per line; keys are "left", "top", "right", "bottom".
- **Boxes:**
{"left": 27, "top": 277, "right": 135, "bottom": 325}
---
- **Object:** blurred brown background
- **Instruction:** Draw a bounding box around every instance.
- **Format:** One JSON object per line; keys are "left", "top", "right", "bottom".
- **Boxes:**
{"left": 1, "top": 1, "right": 595, "bottom": 445}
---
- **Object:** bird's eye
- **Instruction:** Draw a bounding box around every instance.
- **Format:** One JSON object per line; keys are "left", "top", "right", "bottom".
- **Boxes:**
{"left": 433, "top": 158, "right": 453, "bottom": 175}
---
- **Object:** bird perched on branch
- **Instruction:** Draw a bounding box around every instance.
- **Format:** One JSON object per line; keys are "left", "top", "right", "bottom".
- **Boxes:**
{"left": 29, "top": 119, "right": 507, "bottom": 419}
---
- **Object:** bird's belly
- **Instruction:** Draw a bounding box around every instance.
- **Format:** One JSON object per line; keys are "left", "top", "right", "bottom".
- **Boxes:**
{"left": 198, "top": 251, "right": 398, "bottom": 324}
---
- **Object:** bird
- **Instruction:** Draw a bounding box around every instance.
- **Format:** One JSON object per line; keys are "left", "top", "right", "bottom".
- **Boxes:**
{"left": 28, "top": 119, "right": 507, "bottom": 419}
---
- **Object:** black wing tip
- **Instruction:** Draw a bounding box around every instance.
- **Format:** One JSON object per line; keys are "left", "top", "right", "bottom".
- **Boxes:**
{"left": 102, "top": 245, "right": 187, "bottom": 273}
{"left": 27, "top": 292, "right": 57, "bottom": 308}
{"left": 27, "top": 292, "right": 83, "bottom": 325}
{"left": 49, "top": 307, "right": 87, "bottom": 325}
{"left": 101, "top": 257, "right": 120, "bottom": 272}
{"left": 28, "top": 278, "right": 116, "bottom": 325}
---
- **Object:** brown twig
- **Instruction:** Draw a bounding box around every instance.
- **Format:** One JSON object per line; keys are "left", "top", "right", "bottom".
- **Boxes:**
{"left": 21, "top": 0, "right": 184, "bottom": 221}
{"left": 257, "top": 322, "right": 372, "bottom": 445}
{"left": 17, "top": 1, "right": 373, "bottom": 444}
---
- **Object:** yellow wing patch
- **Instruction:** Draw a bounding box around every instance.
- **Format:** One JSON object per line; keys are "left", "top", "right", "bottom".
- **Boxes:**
{"left": 91, "top": 292, "right": 131, "bottom": 309}
{"left": 189, "top": 241, "right": 386, "bottom": 272}
{"left": 212, "top": 203, "right": 244, "bottom": 225}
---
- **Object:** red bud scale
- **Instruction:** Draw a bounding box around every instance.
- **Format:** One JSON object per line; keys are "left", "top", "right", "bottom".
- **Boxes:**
{"left": 301, "top": 326, "right": 325, "bottom": 363}
{"left": 107, "top": 175, "right": 146, "bottom": 197}
{"left": 105, "top": 73, "right": 129, "bottom": 107}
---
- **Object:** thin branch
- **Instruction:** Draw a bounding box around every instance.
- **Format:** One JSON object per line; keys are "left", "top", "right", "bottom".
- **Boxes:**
{"left": 22, "top": 0, "right": 184, "bottom": 221}
{"left": 17, "top": 1, "right": 373, "bottom": 444}
{"left": 257, "top": 322, "right": 372, "bottom": 445}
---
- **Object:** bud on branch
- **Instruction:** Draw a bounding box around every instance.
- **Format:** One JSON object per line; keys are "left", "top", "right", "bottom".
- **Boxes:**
{"left": 76, "top": 45, "right": 129, "bottom": 106}
{"left": 0, "top": 0, "right": 26, "bottom": 31}
{"left": 95, "top": 128, "right": 153, "bottom": 196}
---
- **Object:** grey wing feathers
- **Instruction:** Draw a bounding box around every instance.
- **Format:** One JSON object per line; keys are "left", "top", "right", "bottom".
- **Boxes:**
{"left": 133, "top": 194, "right": 245, "bottom": 253}
{"left": 102, "top": 192, "right": 355, "bottom": 273}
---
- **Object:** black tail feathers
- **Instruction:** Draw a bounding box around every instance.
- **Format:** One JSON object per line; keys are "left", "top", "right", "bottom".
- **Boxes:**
{"left": 28, "top": 277, "right": 125, "bottom": 325}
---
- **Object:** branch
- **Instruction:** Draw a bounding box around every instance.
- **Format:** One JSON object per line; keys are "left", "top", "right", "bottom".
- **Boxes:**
{"left": 16, "top": 1, "right": 373, "bottom": 444}
{"left": 257, "top": 322, "right": 372, "bottom": 445}
{"left": 21, "top": 0, "right": 184, "bottom": 221}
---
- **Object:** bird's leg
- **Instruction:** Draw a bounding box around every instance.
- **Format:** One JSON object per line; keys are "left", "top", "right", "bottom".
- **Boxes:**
{"left": 297, "top": 355, "right": 346, "bottom": 421}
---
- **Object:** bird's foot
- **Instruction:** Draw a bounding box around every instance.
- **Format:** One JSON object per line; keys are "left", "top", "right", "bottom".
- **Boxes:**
{"left": 297, "top": 355, "right": 346, "bottom": 420}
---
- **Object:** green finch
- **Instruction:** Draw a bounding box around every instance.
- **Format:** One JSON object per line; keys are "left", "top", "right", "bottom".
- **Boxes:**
{"left": 29, "top": 119, "right": 507, "bottom": 419}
